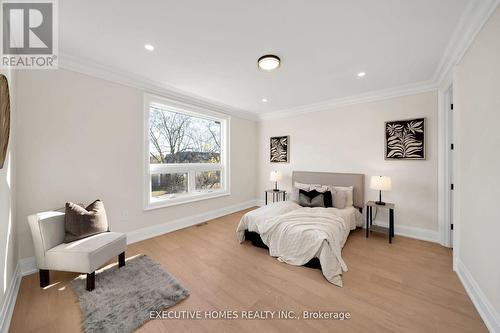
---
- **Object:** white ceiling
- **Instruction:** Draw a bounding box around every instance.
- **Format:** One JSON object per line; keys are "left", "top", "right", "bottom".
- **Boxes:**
{"left": 60, "top": 0, "right": 471, "bottom": 115}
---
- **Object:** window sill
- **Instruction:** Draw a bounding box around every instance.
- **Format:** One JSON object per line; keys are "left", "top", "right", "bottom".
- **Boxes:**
{"left": 144, "top": 190, "right": 230, "bottom": 211}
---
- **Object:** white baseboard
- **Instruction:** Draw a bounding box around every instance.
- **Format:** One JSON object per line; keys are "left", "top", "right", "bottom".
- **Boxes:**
{"left": 16, "top": 200, "right": 261, "bottom": 275}
{"left": 0, "top": 199, "right": 260, "bottom": 332}
{"left": 18, "top": 257, "right": 37, "bottom": 276}
{"left": 456, "top": 258, "right": 500, "bottom": 333}
{"left": 0, "top": 263, "right": 21, "bottom": 333}
{"left": 126, "top": 199, "right": 260, "bottom": 244}
{"left": 0, "top": 257, "right": 40, "bottom": 333}
{"left": 368, "top": 219, "right": 440, "bottom": 243}
{"left": 7, "top": 201, "right": 492, "bottom": 333}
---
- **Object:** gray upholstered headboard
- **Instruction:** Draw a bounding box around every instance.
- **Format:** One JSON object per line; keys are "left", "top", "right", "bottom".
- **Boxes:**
{"left": 292, "top": 171, "right": 365, "bottom": 209}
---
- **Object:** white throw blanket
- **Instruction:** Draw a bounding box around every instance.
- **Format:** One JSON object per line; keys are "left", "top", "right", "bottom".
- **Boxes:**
{"left": 255, "top": 207, "right": 350, "bottom": 287}
{"left": 236, "top": 201, "right": 301, "bottom": 242}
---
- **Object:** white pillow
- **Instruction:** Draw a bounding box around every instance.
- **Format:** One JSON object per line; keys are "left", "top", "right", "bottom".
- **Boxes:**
{"left": 294, "top": 181, "right": 317, "bottom": 191}
{"left": 331, "top": 189, "right": 347, "bottom": 209}
{"left": 294, "top": 181, "right": 324, "bottom": 190}
{"left": 329, "top": 185, "right": 354, "bottom": 207}
{"left": 312, "top": 185, "right": 329, "bottom": 193}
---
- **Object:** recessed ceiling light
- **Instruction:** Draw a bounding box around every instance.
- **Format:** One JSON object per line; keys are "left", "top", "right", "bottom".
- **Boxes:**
{"left": 262, "top": 98, "right": 268, "bottom": 103}
{"left": 258, "top": 55, "right": 280, "bottom": 71}
{"left": 144, "top": 44, "right": 155, "bottom": 51}
{"left": 357, "top": 72, "right": 366, "bottom": 77}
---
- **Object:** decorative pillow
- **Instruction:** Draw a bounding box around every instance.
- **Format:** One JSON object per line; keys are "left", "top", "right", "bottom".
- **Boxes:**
{"left": 331, "top": 189, "right": 347, "bottom": 209}
{"left": 322, "top": 190, "right": 333, "bottom": 207}
{"left": 329, "top": 186, "right": 354, "bottom": 207}
{"left": 299, "top": 192, "right": 324, "bottom": 207}
{"left": 298, "top": 189, "right": 332, "bottom": 207}
{"left": 294, "top": 181, "right": 319, "bottom": 191}
{"left": 291, "top": 182, "right": 328, "bottom": 202}
{"left": 291, "top": 182, "right": 312, "bottom": 202}
{"left": 312, "top": 185, "right": 329, "bottom": 193}
{"left": 64, "top": 199, "right": 109, "bottom": 243}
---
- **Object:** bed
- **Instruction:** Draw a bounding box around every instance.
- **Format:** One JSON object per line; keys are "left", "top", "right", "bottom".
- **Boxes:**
{"left": 236, "top": 171, "right": 364, "bottom": 287}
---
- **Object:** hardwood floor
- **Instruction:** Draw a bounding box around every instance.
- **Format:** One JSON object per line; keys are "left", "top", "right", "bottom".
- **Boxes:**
{"left": 9, "top": 208, "right": 487, "bottom": 333}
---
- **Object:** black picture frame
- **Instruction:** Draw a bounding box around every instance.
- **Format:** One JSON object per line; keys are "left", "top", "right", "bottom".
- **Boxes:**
{"left": 270, "top": 136, "right": 289, "bottom": 163}
{"left": 385, "top": 118, "right": 425, "bottom": 160}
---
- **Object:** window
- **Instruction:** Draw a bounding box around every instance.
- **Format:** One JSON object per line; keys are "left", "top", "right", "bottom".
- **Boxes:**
{"left": 144, "top": 94, "right": 230, "bottom": 209}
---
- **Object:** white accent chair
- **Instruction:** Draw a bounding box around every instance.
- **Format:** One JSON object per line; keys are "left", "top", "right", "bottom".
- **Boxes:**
{"left": 28, "top": 211, "right": 127, "bottom": 291}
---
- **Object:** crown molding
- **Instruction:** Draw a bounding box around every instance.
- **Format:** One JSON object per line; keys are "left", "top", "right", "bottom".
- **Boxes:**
{"left": 432, "top": 0, "right": 500, "bottom": 84}
{"left": 258, "top": 80, "right": 438, "bottom": 121}
{"left": 59, "top": 51, "right": 437, "bottom": 122}
{"left": 258, "top": 0, "right": 499, "bottom": 121}
{"left": 58, "top": 0, "right": 498, "bottom": 123}
{"left": 58, "top": 53, "right": 259, "bottom": 122}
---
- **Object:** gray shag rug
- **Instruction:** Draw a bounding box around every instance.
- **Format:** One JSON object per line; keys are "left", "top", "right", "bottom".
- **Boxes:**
{"left": 71, "top": 255, "right": 189, "bottom": 333}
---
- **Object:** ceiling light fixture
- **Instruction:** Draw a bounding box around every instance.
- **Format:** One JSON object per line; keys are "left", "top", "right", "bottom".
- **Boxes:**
{"left": 144, "top": 44, "right": 155, "bottom": 51}
{"left": 262, "top": 98, "right": 268, "bottom": 102}
{"left": 357, "top": 72, "right": 366, "bottom": 77}
{"left": 258, "top": 55, "right": 280, "bottom": 71}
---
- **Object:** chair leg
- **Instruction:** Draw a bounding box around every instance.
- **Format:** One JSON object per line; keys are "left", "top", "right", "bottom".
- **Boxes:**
{"left": 86, "top": 272, "right": 95, "bottom": 291}
{"left": 118, "top": 252, "right": 125, "bottom": 268}
{"left": 39, "top": 269, "right": 49, "bottom": 288}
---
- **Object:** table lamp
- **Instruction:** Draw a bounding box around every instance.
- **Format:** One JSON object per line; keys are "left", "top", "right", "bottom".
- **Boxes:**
{"left": 269, "top": 171, "right": 282, "bottom": 191}
{"left": 370, "top": 176, "right": 392, "bottom": 205}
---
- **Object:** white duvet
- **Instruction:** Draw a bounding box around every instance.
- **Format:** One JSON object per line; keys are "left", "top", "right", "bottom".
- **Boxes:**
{"left": 236, "top": 202, "right": 362, "bottom": 286}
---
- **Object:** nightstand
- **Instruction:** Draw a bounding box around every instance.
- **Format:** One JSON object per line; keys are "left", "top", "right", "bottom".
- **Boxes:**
{"left": 264, "top": 190, "right": 286, "bottom": 205}
{"left": 366, "top": 201, "right": 395, "bottom": 243}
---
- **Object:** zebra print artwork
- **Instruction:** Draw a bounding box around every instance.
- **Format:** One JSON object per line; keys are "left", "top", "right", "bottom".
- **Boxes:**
{"left": 270, "top": 136, "right": 289, "bottom": 163}
{"left": 385, "top": 118, "right": 425, "bottom": 160}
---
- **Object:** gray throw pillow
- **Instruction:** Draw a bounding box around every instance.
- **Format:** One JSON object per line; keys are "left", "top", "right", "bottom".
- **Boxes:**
{"left": 64, "top": 200, "right": 109, "bottom": 243}
{"left": 299, "top": 193, "right": 325, "bottom": 207}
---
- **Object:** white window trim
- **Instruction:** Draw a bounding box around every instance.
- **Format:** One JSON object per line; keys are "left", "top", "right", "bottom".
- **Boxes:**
{"left": 143, "top": 93, "right": 231, "bottom": 210}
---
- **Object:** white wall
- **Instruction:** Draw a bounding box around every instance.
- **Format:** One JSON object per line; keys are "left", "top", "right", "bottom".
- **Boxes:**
{"left": 15, "top": 69, "right": 258, "bottom": 260}
{"left": 258, "top": 92, "right": 438, "bottom": 234}
{"left": 455, "top": 4, "right": 500, "bottom": 325}
{"left": 0, "top": 69, "right": 17, "bottom": 320}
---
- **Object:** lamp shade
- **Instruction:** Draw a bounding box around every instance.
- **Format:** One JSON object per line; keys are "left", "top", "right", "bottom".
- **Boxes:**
{"left": 269, "top": 171, "right": 282, "bottom": 182}
{"left": 370, "top": 176, "right": 392, "bottom": 191}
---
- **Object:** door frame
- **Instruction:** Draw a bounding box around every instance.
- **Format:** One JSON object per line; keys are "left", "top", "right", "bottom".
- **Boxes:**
{"left": 437, "top": 79, "right": 455, "bottom": 249}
